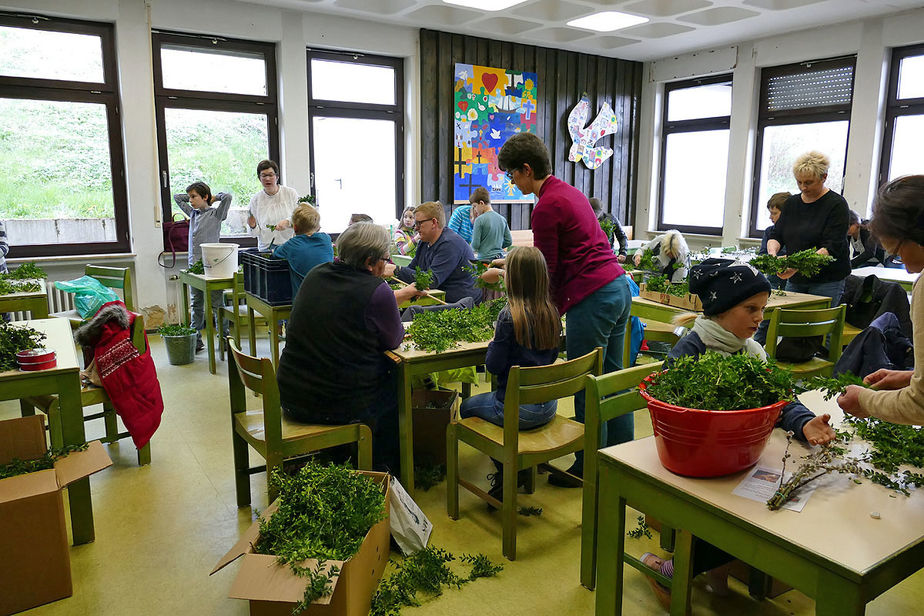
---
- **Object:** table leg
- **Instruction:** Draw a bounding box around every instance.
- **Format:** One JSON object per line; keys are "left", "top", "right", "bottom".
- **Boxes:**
{"left": 204, "top": 287, "right": 216, "bottom": 374}
{"left": 815, "top": 571, "right": 865, "bottom": 616}
{"left": 396, "top": 361, "right": 415, "bottom": 497}
{"left": 247, "top": 307, "right": 257, "bottom": 357}
{"left": 594, "top": 461, "right": 625, "bottom": 615}
{"left": 57, "top": 371, "right": 93, "bottom": 545}
{"left": 669, "top": 530, "right": 694, "bottom": 616}
{"left": 181, "top": 281, "right": 191, "bottom": 326}
{"left": 269, "top": 311, "right": 280, "bottom": 367}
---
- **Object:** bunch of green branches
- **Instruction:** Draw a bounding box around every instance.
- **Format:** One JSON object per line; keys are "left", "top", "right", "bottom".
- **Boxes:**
{"left": 645, "top": 274, "right": 690, "bottom": 297}
{"left": 644, "top": 352, "right": 796, "bottom": 411}
{"left": 0, "top": 262, "right": 47, "bottom": 280}
{"left": 187, "top": 259, "right": 205, "bottom": 275}
{"left": 0, "top": 279, "right": 41, "bottom": 294}
{"left": 413, "top": 267, "right": 434, "bottom": 291}
{"left": 750, "top": 249, "right": 834, "bottom": 278}
{"left": 636, "top": 249, "right": 657, "bottom": 272}
{"left": 464, "top": 261, "right": 505, "bottom": 293}
{"left": 767, "top": 432, "right": 862, "bottom": 510}
{"left": 404, "top": 299, "right": 507, "bottom": 353}
{"left": 255, "top": 464, "right": 387, "bottom": 612}
{"left": 599, "top": 217, "right": 617, "bottom": 241}
{"left": 0, "top": 442, "right": 89, "bottom": 480}
{"left": 0, "top": 321, "right": 46, "bottom": 372}
{"left": 157, "top": 323, "right": 196, "bottom": 337}
{"left": 370, "top": 546, "right": 502, "bottom": 616}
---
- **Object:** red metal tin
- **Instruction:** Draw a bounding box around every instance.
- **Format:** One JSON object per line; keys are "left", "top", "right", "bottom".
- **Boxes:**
{"left": 16, "top": 349, "right": 57, "bottom": 371}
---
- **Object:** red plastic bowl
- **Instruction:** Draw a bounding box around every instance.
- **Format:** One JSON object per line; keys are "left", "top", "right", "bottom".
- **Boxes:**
{"left": 639, "top": 375, "right": 786, "bottom": 478}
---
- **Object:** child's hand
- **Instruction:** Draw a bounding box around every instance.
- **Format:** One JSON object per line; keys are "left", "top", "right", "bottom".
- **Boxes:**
{"left": 480, "top": 268, "right": 504, "bottom": 284}
{"left": 274, "top": 219, "right": 290, "bottom": 231}
{"left": 802, "top": 413, "right": 835, "bottom": 446}
{"left": 633, "top": 252, "right": 641, "bottom": 266}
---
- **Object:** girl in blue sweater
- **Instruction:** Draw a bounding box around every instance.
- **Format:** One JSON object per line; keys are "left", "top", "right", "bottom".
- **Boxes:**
{"left": 460, "top": 245, "right": 561, "bottom": 505}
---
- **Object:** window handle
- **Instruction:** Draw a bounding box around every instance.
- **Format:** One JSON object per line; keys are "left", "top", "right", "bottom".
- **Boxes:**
{"left": 162, "top": 171, "right": 168, "bottom": 189}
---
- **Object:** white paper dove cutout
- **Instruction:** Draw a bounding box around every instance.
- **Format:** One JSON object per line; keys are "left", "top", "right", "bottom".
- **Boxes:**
{"left": 567, "top": 92, "right": 619, "bottom": 170}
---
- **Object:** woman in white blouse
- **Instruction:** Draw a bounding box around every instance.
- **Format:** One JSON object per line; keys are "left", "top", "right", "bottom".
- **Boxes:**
{"left": 246, "top": 159, "right": 298, "bottom": 251}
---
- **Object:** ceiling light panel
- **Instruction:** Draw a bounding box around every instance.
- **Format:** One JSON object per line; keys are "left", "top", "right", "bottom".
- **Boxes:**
{"left": 567, "top": 11, "right": 650, "bottom": 33}
{"left": 443, "top": 0, "right": 529, "bottom": 11}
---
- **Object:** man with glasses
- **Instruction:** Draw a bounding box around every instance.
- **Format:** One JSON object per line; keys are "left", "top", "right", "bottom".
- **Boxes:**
{"left": 246, "top": 159, "right": 298, "bottom": 251}
{"left": 385, "top": 200, "right": 482, "bottom": 304}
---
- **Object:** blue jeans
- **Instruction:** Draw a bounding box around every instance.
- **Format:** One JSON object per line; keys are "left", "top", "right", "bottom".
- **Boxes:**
{"left": 460, "top": 391, "right": 558, "bottom": 430}
{"left": 566, "top": 276, "right": 632, "bottom": 472}
{"left": 784, "top": 278, "right": 846, "bottom": 307}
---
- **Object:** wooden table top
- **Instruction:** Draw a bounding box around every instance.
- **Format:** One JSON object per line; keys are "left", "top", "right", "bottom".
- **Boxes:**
{"left": 852, "top": 266, "right": 919, "bottom": 287}
{"left": 632, "top": 289, "right": 830, "bottom": 313}
{"left": 0, "top": 318, "right": 79, "bottom": 378}
{"left": 600, "top": 389, "right": 924, "bottom": 576}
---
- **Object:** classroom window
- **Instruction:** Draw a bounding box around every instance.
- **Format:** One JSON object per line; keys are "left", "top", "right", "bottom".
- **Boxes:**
{"left": 0, "top": 14, "right": 129, "bottom": 257}
{"left": 152, "top": 32, "right": 279, "bottom": 244}
{"left": 750, "top": 57, "right": 855, "bottom": 236}
{"left": 880, "top": 43, "right": 924, "bottom": 186}
{"left": 307, "top": 50, "right": 404, "bottom": 233}
{"left": 658, "top": 75, "right": 732, "bottom": 235}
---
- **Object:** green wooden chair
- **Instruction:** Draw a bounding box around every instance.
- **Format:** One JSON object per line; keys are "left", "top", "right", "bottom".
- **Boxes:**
{"left": 446, "top": 348, "right": 603, "bottom": 561}
{"left": 218, "top": 272, "right": 267, "bottom": 361}
{"left": 764, "top": 304, "right": 845, "bottom": 378}
{"left": 20, "top": 313, "right": 151, "bottom": 466}
{"left": 580, "top": 362, "right": 663, "bottom": 589}
{"left": 51, "top": 265, "right": 134, "bottom": 327}
{"left": 227, "top": 338, "right": 373, "bottom": 506}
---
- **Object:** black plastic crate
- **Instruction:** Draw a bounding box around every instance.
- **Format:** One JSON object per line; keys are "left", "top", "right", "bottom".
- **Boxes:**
{"left": 240, "top": 250, "right": 292, "bottom": 306}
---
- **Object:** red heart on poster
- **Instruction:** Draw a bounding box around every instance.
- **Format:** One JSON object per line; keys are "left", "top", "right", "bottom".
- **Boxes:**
{"left": 459, "top": 101, "right": 468, "bottom": 111}
{"left": 482, "top": 73, "right": 498, "bottom": 92}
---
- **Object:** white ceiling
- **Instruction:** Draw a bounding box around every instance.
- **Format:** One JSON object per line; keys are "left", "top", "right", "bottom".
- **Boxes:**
{"left": 243, "top": 0, "right": 924, "bottom": 61}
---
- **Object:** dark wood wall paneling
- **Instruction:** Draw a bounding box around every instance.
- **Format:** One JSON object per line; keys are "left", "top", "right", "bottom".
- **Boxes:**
{"left": 419, "top": 28, "right": 643, "bottom": 231}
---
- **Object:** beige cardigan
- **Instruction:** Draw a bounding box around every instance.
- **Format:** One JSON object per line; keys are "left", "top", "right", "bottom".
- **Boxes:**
{"left": 856, "top": 274, "right": 923, "bottom": 424}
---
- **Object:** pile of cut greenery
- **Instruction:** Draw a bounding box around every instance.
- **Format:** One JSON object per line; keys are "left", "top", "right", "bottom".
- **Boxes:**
{"left": 157, "top": 323, "right": 196, "bottom": 337}
{"left": 404, "top": 298, "right": 507, "bottom": 353}
{"left": 635, "top": 249, "right": 657, "bottom": 272}
{"left": 645, "top": 274, "right": 689, "bottom": 297}
{"left": 0, "top": 321, "right": 46, "bottom": 372}
{"left": 644, "top": 352, "right": 796, "bottom": 411}
{"left": 599, "top": 217, "right": 617, "bottom": 241}
{"left": 413, "top": 267, "right": 434, "bottom": 291}
{"left": 187, "top": 259, "right": 205, "bottom": 275}
{"left": 766, "top": 373, "right": 924, "bottom": 509}
{"left": 0, "top": 442, "right": 88, "bottom": 480}
{"left": 0, "top": 279, "right": 41, "bottom": 294}
{"left": 749, "top": 248, "right": 834, "bottom": 278}
{"left": 255, "top": 464, "right": 388, "bottom": 613}
{"left": 370, "top": 546, "right": 502, "bottom": 616}
{"left": 0, "top": 262, "right": 47, "bottom": 280}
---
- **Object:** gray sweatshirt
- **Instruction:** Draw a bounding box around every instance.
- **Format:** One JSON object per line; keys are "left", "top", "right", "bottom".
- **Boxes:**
{"left": 174, "top": 192, "right": 233, "bottom": 265}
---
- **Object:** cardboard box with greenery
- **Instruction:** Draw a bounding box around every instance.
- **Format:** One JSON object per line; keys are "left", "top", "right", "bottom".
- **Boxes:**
{"left": 212, "top": 470, "right": 391, "bottom": 616}
{"left": 0, "top": 415, "right": 112, "bottom": 616}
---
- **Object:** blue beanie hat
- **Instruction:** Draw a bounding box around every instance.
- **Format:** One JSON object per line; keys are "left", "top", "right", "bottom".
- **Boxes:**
{"left": 689, "top": 258, "right": 771, "bottom": 316}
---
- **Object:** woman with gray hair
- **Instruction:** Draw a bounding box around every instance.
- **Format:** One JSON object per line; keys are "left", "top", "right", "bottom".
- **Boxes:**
{"left": 276, "top": 222, "right": 422, "bottom": 472}
{"left": 766, "top": 150, "right": 850, "bottom": 304}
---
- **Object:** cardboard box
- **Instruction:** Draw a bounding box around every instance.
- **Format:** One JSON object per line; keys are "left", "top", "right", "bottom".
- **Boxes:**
{"left": 639, "top": 284, "right": 703, "bottom": 312}
{"left": 0, "top": 415, "right": 112, "bottom": 616}
{"left": 412, "top": 389, "right": 458, "bottom": 466}
{"left": 212, "top": 471, "right": 391, "bottom": 616}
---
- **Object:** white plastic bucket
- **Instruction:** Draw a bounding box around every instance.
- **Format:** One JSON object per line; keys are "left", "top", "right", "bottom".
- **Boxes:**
{"left": 201, "top": 243, "right": 239, "bottom": 279}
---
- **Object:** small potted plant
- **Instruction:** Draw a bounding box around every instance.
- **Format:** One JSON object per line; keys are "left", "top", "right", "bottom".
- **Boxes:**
{"left": 158, "top": 323, "right": 197, "bottom": 366}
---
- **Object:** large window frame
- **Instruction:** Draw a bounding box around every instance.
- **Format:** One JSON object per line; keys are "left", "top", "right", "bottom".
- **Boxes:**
{"left": 657, "top": 74, "right": 732, "bottom": 236}
{"left": 879, "top": 42, "right": 924, "bottom": 187}
{"left": 152, "top": 31, "right": 279, "bottom": 248}
{"left": 306, "top": 49, "right": 404, "bottom": 224}
{"left": 0, "top": 13, "right": 129, "bottom": 257}
{"left": 748, "top": 56, "right": 855, "bottom": 237}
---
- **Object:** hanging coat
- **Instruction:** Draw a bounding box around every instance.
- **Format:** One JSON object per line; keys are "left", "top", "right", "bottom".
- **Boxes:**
{"left": 75, "top": 301, "right": 164, "bottom": 449}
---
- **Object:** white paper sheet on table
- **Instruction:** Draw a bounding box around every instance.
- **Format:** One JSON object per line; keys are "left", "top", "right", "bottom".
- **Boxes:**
{"left": 732, "top": 465, "right": 818, "bottom": 512}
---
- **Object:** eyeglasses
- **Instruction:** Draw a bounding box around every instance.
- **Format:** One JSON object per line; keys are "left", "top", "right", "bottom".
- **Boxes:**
{"left": 259, "top": 172, "right": 277, "bottom": 179}
{"left": 379, "top": 256, "right": 393, "bottom": 264}
{"left": 413, "top": 217, "right": 434, "bottom": 230}
{"left": 505, "top": 169, "right": 517, "bottom": 181}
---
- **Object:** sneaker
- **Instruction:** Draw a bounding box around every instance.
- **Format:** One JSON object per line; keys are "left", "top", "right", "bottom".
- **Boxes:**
{"left": 486, "top": 470, "right": 532, "bottom": 511}
{"left": 195, "top": 339, "right": 205, "bottom": 353}
{"left": 547, "top": 463, "right": 583, "bottom": 488}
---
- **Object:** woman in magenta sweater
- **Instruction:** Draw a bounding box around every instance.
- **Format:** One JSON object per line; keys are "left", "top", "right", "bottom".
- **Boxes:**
{"left": 497, "top": 133, "right": 631, "bottom": 485}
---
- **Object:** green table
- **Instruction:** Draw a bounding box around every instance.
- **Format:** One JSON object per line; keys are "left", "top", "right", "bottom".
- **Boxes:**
{"left": 594, "top": 390, "right": 924, "bottom": 615}
{"left": 386, "top": 339, "right": 486, "bottom": 497}
{"left": 245, "top": 293, "right": 291, "bottom": 368}
{"left": 852, "top": 266, "right": 918, "bottom": 293}
{"left": 178, "top": 270, "right": 235, "bottom": 374}
{"left": 0, "top": 280, "right": 49, "bottom": 319}
{"left": 6, "top": 319, "right": 91, "bottom": 543}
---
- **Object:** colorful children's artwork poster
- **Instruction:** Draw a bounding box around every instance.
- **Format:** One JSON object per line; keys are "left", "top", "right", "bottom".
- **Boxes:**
{"left": 453, "top": 63, "right": 538, "bottom": 204}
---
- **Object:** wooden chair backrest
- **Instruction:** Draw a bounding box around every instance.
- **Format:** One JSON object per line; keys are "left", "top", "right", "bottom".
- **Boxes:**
{"left": 765, "top": 304, "right": 845, "bottom": 363}
{"left": 86, "top": 265, "right": 134, "bottom": 311}
{"left": 130, "top": 313, "right": 146, "bottom": 353}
